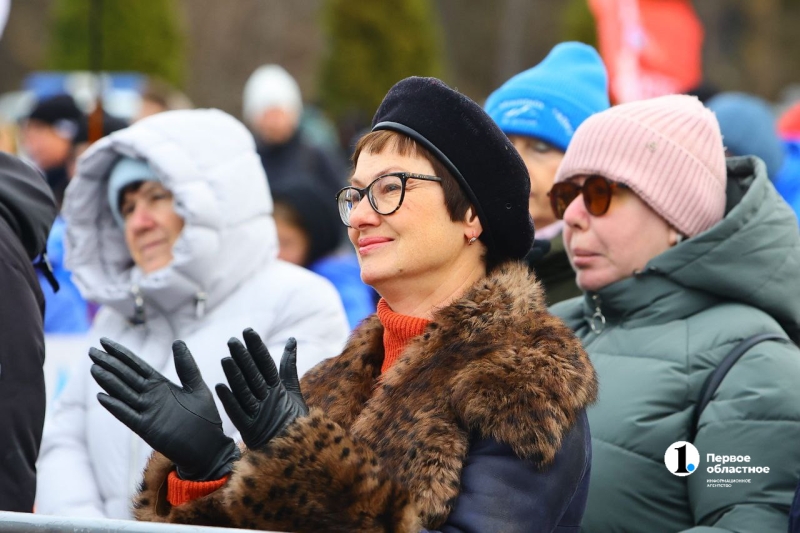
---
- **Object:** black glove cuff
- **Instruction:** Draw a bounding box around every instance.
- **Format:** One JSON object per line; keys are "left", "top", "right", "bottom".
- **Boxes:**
{"left": 176, "top": 438, "right": 240, "bottom": 482}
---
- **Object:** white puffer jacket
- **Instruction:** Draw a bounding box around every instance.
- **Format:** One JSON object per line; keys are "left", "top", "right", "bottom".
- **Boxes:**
{"left": 35, "top": 109, "right": 350, "bottom": 519}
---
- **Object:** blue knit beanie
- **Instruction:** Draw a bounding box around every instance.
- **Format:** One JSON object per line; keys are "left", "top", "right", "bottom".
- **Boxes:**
{"left": 485, "top": 42, "right": 610, "bottom": 152}
{"left": 706, "top": 92, "right": 785, "bottom": 179}
{"left": 107, "top": 157, "right": 158, "bottom": 227}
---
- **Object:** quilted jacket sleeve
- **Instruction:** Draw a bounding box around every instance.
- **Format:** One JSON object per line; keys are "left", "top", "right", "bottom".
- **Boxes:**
{"left": 259, "top": 264, "right": 349, "bottom": 377}
{"left": 35, "top": 355, "right": 106, "bottom": 517}
{"left": 427, "top": 413, "right": 591, "bottom": 533}
{"left": 684, "top": 340, "right": 800, "bottom": 533}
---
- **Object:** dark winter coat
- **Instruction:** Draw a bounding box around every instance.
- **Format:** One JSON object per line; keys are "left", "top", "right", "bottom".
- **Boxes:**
{"left": 527, "top": 232, "right": 582, "bottom": 306}
{"left": 133, "top": 262, "right": 598, "bottom": 532}
{"left": 256, "top": 132, "right": 345, "bottom": 198}
{"left": 0, "top": 152, "right": 57, "bottom": 512}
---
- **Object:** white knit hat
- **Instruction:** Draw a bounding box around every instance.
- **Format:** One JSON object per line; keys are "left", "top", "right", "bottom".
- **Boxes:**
{"left": 242, "top": 64, "right": 303, "bottom": 126}
{"left": 555, "top": 94, "right": 727, "bottom": 237}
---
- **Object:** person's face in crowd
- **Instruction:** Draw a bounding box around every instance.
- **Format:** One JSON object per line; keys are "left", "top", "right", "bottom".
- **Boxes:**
{"left": 508, "top": 134, "right": 564, "bottom": 230}
{"left": 120, "top": 181, "right": 185, "bottom": 273}
{"left": 255, "top": 107, "right": 299, "bottom": 145}
{"left": 562, "top": 175, "right": 677, "bottom": 292}
{"left": 21, "top": 120, "right": 72, "bottom": 170}
{"left": 274, "top": 207, "right": 310, "bottom": 266}
{"left": 347, "top": 149, "right": 482, "bottom": 294}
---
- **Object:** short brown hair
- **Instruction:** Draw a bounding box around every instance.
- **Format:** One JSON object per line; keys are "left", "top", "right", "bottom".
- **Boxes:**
{"left": 352, "top": 130, "right": 472, "bottom": 223}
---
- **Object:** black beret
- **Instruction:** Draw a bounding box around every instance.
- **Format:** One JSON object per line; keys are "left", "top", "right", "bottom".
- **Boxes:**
{"left": 371, "top": 77, "right": 534, "bottom": 261}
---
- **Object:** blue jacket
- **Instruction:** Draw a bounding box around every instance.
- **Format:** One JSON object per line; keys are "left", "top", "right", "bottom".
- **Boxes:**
{"left": 774, "top": 140, "right": 800, "bottom": 224}
{"left": 37, "top": 216, "right": 91, "bottom": 333}
{"left": 310, "top": 253, "right": 376, "bottom": 329}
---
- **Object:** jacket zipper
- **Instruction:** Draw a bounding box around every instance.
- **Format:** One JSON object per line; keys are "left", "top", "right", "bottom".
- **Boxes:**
{"left": 195, "top": 291, "right": 208, "bottom": 319}
{"left": 130, "top": 284, "right": 146, "bottom": 326}
{"left": 589, "top": 294, "right": 606, "bottom": 334}
{"left": 130, "top": 284, "right": 208, "bottom": 326}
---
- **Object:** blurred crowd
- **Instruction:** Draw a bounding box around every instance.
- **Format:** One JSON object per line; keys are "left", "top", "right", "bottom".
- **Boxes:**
{"left": 1, "top": 32, "right": 800, "bottom": 533}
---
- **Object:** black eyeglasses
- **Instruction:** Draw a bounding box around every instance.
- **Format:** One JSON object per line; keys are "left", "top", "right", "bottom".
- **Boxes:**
{"left": 335, "top": 172, "right": 443, "bottom": 227}
{"left": 548, "top": 175, "right": 629, "bottom": 219}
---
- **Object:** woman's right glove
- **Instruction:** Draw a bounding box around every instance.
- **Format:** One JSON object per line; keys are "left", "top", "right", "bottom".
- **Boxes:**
{"left": 215, "top": 328, "right": 309, "bottom": 450}
{"left": 89, "top": 338, "right": 239, "bottom": 481}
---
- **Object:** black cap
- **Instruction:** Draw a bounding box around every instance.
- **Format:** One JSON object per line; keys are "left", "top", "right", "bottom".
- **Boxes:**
{"left": 27, "top": 94, "right": 83, "bottom": 140}
{"left": 371, "top": 77, "right": 534, "bottom": 261}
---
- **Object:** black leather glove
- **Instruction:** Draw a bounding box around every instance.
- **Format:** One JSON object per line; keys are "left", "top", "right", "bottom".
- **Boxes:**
{"left": 89, "top": 338, "right": 239, "bottom": 481}
{"left": 215, "top": 328, "right": 309, "bottom": 451}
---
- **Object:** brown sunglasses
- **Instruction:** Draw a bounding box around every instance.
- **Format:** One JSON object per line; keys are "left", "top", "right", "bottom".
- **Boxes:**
{"left": 548, "top": 175, "right": 629, "bottom": 220}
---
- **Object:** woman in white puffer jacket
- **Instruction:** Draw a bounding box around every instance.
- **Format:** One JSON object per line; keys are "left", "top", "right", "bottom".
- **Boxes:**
{"left": 35, "top": 109, "right": 350, "bottom": 519}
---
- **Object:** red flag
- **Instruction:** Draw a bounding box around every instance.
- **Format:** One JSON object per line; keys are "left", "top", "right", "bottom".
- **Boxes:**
{"left": 589, "top": 0, "right": 704, "bottom": 103}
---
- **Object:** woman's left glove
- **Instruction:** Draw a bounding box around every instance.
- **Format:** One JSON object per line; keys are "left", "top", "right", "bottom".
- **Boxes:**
{"left": 215, "top": 328, "right": 309, "bottom": 450}
{"left": 89, "top": 338, "right": 239, "bottom": 481}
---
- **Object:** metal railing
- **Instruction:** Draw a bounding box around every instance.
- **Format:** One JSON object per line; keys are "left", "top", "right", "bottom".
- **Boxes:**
{"left": 0, "top": 511, "right": 282, "bottom": 532}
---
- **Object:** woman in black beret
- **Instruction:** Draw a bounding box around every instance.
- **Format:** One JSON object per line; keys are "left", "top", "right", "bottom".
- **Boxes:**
{"left": 91, "top": 77, "right": 598, "bottom": 532}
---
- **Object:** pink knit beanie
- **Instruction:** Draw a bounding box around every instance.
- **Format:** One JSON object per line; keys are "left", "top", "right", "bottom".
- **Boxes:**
{"left": 554, "top": 94, "right": 727, "bottom": 237}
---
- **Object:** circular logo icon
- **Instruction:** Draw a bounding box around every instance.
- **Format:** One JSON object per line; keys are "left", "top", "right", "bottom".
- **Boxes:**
{"left": 664, "top": 441, "right": 700, "bottom": 476}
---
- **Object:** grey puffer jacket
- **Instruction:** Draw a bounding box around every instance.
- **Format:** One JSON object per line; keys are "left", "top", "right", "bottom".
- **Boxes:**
{"left": 552, "top": 157, "right": 800, "bottom": 533}
{"left": 35, "top": 109, "right": 350, "bottom": 519}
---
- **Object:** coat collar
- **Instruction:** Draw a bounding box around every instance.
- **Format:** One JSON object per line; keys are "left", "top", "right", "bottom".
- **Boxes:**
{"left": 580, "top": 273, "right": 720, "bottom": 328}
{"left": 303, "top": 260, "right": 597, "bottom": 464}
{"left": 301, "top": 261, "right": 596, "bottom": 525}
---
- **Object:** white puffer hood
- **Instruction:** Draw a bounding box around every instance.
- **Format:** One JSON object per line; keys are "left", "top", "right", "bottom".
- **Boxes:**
{"left": 63, "top": 108, "right": 277, "bottom": 324}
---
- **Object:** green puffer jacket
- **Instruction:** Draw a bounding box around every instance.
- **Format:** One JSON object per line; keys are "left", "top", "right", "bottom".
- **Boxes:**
{"left": 551, "top": 157, "right": 800, "bottom": 533}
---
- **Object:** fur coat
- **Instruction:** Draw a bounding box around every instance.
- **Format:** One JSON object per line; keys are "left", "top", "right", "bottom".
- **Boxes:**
{"left": 133, "top": 262, "right": 598, "bottom": 532}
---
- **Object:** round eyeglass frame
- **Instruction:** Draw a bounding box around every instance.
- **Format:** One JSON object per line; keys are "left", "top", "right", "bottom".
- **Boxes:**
{"left": 548, "top": 175, "right": 630, "bottom": 220}
{"left": 335, "top": 172, "right": 443, "bottom": 227}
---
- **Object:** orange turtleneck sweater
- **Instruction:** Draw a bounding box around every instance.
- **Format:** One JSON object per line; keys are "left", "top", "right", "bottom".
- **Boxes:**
{"left": 166, "top": 298, "right": 431, "bottom": 507}
{"left": 376, "top": 298, "right": 431, "bottom": 373}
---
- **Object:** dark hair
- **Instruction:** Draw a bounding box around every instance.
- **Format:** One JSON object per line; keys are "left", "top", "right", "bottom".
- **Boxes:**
{"left": 272, "top": 184, "right": 343, "bottom": 266}
{"left": 119, "top": 181, "right": 146, "bottom": 204}
{"left": 117, "top": 181, "right": 174, "bottom": 218}
{"left": 352, "top": 130, "right": 472, "bottom": 224}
